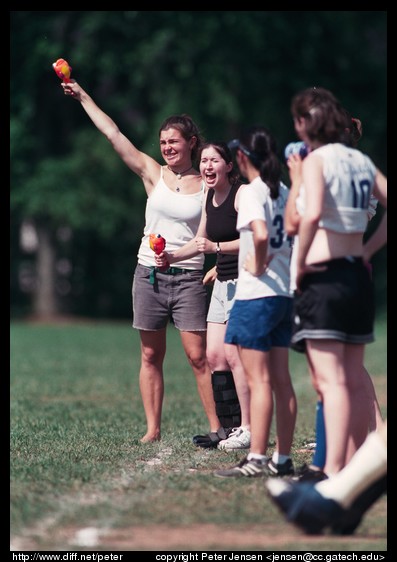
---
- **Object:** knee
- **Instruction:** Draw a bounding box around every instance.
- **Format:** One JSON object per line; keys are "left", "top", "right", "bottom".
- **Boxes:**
{"left": 273, "top": 374, "right": 295, "bottom": 394}
{"left": 187, "top": 350, "right": 208, "bottom": 372}
{"left": 206, "top": 350, "right": 227, "bottom": 372}
{"left": 141, "top": 347, "right": 164, "bottom": 367}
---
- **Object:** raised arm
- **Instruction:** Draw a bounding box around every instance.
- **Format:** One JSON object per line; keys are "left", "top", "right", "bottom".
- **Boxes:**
{"left": 61, "top": 80, "right": 160, "bottom": 194}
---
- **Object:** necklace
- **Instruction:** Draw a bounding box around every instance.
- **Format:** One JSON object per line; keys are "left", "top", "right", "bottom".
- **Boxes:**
{"left": 167, "top": 165, "right": 193, "bottom": 181}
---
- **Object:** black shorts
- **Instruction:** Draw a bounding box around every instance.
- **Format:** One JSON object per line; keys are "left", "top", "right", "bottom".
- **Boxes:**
{"left": 291, "top": 257, "right": 375, "bottom": 352}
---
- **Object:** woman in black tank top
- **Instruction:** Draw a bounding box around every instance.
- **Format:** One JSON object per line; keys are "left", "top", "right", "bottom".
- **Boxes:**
{"left": 155, "top": 141, "right": 251, "bottom": 449}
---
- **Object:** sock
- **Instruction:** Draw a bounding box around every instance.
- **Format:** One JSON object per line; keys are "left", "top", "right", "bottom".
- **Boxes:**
{"left": 247, "top": 452, "right": 267, "bottom": 464}
{"left": 272, "top": 452, "right": 290, "bottom": 465}
{"left": 311, "top": 401, "right": 326, "bottom": 469}
{"left": 315, "top": 431, "right": 387, "bottom": 509}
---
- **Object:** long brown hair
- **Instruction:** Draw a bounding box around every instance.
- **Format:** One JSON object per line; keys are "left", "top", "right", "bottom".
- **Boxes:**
{"left": 291, "top": 87, "right": 350, "bottom": 145}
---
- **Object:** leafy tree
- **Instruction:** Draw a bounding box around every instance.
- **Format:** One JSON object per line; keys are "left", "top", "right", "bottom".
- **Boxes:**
{"left": 10, "top": 11, "right": 387, "bottom": 318}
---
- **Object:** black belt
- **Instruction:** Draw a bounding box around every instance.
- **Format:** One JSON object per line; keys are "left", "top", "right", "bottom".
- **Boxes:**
{"left": 156, "top": 267, "right": 190, "bottom": 275}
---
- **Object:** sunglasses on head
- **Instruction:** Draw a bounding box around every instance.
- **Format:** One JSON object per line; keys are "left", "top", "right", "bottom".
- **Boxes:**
{"left": 227, "top": 139, "right": 253, "bottom": 158}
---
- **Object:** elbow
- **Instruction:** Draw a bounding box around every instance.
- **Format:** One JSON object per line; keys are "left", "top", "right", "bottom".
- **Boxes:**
{"left": 304, "top": 213, "right": 321, "bottom": 228}
{"left": 284, "top": 209, "right": 300, "bottom": 236}
{"left": 257, "top": 232, "right": 269, "bottom": 245}
{"left": 285, "top": 222, "right": 298, "bottom": 237}
{"left": 105, "top": 127, "right": 121, "bottom": 145}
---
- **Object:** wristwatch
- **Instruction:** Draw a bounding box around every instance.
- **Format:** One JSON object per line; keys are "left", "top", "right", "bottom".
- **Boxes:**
{"left": 216, "top": 242, "right": 221, "bottom": 253}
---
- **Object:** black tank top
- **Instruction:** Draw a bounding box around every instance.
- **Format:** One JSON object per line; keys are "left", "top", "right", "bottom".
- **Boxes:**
{"left": 205, "top": 181, "right": 240, "bottom": 281}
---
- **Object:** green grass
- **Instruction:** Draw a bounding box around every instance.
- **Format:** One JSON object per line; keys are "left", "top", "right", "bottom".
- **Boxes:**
{"left": 10, "top": 318, "right": 387, "bottom": 551}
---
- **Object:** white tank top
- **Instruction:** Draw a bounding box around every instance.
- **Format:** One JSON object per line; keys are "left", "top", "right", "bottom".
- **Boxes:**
{"left": 137, "top": 166, "right": 206, "bottom": 269}
{"left": 296, "top": 143, "right": 376, "bottom": 233}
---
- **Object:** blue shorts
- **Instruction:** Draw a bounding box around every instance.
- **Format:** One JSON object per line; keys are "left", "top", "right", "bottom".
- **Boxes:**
{"left": 207, "top": 278, "right": 237, "bottom": 324}
{"left": 132, "top": 263, "right": 208, "bottom": 331}
{"left": 225, "top": 296, "right": 293, "bottom": 352}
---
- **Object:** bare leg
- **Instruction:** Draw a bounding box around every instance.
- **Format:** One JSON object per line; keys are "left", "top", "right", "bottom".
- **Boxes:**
{"left": 265, "top": 421, "right": 387, "bottom": 535}
{"left": 306, "top": 340, "right": 351, "bottom": 476}
{"left": 206, "top": 322, "right": 230, "bottom": 373}
{"left": 139, "top": 329, "right": 167, "bottom": 443}
{"left": 269, "top": 347, "right": 297, "bottom": 456}
{"left": 180, "top": 330, "right": 221, "bottom": 432}
{"left": 345, "top": 344, "right": 370, "bottom": 464}
{"left": 238, "top": 347, "right": 272, "bottom": 455}
{"left": 306, "top": 352, "right": 326, "bottom": 470}
{"left": 362, "top": 365, "right": 383, "bottom": 431}
{"left": 317, "top": 421, "right": 387, "bottom": 508}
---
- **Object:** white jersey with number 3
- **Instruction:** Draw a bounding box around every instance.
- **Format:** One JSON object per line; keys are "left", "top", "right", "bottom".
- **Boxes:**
{"left": 235, "top": 176, "right": 292, "bottom": 299}
{"left": 296, "top": 143, "right": 377, "bottom": 233}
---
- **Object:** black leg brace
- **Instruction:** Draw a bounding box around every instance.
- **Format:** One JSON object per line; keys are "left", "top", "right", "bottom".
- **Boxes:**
{"left": 211, "top": 370, "right": 241, "bottom": 429}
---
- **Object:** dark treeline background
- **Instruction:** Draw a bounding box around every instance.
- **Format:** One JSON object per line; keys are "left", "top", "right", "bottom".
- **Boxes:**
{"left": 10, "top": 11, "right": 387, "bottom": 320}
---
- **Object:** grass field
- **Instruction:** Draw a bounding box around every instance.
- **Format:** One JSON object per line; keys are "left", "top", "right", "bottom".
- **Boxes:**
{"left": 10, "top": 316, "right": 387, "bottom": 552}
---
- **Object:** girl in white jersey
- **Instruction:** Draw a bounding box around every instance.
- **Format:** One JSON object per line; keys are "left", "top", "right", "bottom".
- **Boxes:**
{"left": 61, "top": 80, "right": 222, "bottom": 443}
{"left": 213, "top": 126, "right": 297, "bottom": 478}
{"left": 289, "top": 87, "right": 387, "bottom": 477}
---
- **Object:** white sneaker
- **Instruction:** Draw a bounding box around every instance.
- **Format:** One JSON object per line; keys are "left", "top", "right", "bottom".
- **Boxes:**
{"left": 217, "top": 427, "right": 251, "bottom": 450}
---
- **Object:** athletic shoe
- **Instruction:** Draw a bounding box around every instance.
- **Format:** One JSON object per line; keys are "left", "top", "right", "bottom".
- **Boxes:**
{"left": 214, "top": 456, "right": 268, "bottom": 478}
{"left": 192, "top": 427, "right": 233, "bottom": 448}
{"left": 267, "top": 458, "right": 295, "bottom": 477}
{"left": 293, "top": 463, "right": 328, "bottom": 483}
{"left": 266, "top": 479, "right": 344, "bottom": 535}
{"left": 218, "top": 426, "right": 251, "bottom": 450}
{"left": 331, "top": 475, "right": 387, "bottom": 535}
{"left": 266, "top": 475, "right": 387, "bottom": 535}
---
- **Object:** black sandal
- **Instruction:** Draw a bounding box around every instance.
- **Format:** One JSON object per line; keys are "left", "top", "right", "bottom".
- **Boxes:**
{"left": 192, "top": 427, "right": 232, "bottom": 448}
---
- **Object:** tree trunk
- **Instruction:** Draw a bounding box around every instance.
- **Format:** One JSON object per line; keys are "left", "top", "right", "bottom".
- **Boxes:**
{"left": 32, "top": 224, "right": 59, "bottom": 318}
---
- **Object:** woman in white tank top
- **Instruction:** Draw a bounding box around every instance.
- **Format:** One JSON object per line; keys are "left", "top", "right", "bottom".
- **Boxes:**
{"left": 61, "top": 79, "right": 223, "bottom": 444}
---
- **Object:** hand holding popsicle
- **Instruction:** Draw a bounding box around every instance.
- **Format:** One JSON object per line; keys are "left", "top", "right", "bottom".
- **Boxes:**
{"left": 149, "top": 234, "right": 169, "bottom": 271}
{"left": 52, "top": 58, "right": 72, "bottom": 83}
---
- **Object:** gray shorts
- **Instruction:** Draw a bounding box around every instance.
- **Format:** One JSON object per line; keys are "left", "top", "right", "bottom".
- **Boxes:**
{"left": 132, "top": 263, "right": 208, "bottom": 331}
{"left": 207, "top": 278, "right": 238, "bottom": 324}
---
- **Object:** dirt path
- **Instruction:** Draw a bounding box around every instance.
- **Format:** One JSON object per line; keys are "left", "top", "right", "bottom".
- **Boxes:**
{"left": 11, "top": 512, "right": 387, "bottom": 552}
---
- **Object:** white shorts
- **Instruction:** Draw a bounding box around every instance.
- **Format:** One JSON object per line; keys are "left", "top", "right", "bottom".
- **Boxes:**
{"left": 206, "top": 278, "right": 237, "bottom": 324}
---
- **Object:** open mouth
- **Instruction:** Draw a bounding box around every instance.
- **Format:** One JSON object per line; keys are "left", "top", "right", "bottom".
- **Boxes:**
{"left": 205, "top": 172, "right": 216, "bottom": 183}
